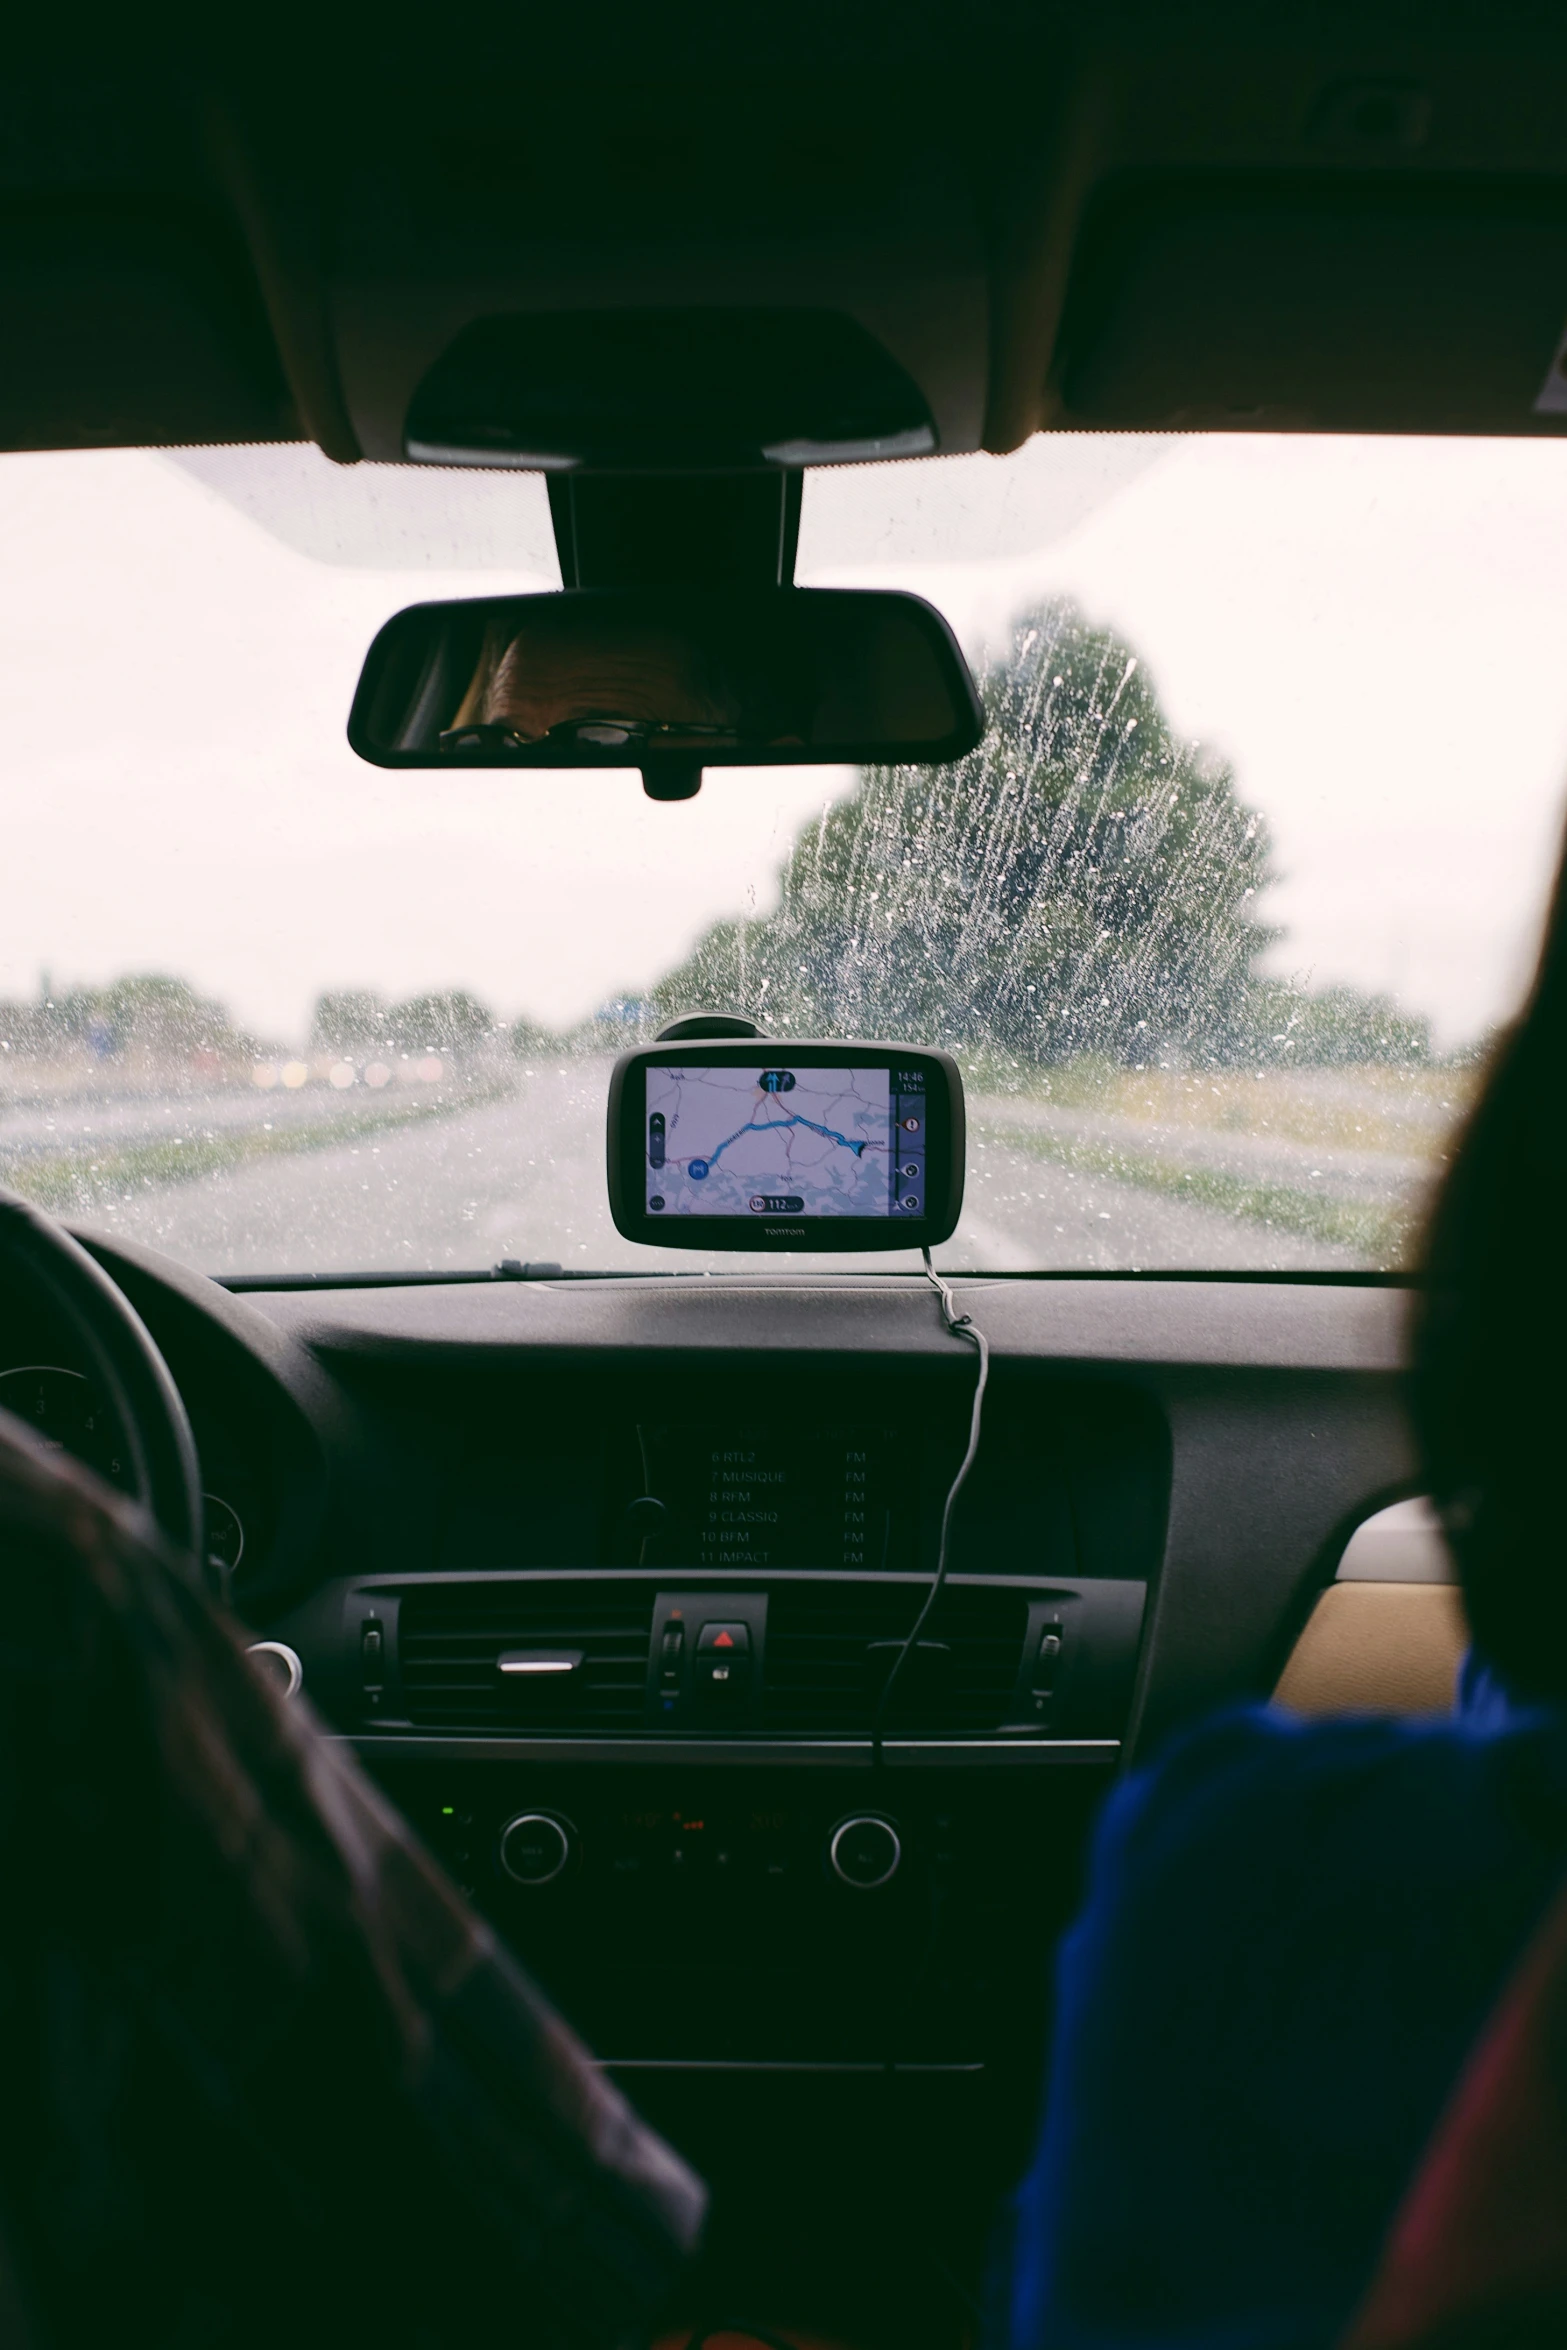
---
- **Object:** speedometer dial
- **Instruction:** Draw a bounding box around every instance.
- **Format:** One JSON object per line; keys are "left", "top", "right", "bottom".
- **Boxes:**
{"left": 0, "top": 1365, "right": 127, "bottom": 1484}
{"left": 203, "top": 1494, "right": 245, "bottom": 1581}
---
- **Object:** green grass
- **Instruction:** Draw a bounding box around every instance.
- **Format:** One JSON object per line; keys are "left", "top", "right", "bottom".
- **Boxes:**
{"left": 967, "top": 1054, "right": 1470, "bottom": 1157}
{"left": 0, "top": 1088, "right": 509, "bottom": 1216}
{"left": 958, "top": 1049, "right": 1123, "bottom": 1108}
{"left": 977, "top": 1117, "right": 1419, "bottom": 1260}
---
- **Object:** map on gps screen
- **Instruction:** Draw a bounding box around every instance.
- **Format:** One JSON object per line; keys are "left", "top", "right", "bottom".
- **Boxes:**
{"left": 645, "top": 1064, "right": 926, "bottom": 1219}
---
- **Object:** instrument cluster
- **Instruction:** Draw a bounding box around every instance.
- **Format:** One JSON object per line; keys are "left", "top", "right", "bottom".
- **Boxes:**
{"left": 0, "top": 1358, "right": 259, "bottom": 1593}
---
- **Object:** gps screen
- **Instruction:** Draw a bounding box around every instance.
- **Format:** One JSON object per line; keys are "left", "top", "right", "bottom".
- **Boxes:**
{"left": 645, "top": 1062, "right": 928, "bottom": 1220}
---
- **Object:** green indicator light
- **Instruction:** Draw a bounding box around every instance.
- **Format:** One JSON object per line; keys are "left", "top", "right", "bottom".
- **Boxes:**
{"left": 440, "top": 1806, "right": 455, "bottom": 1816}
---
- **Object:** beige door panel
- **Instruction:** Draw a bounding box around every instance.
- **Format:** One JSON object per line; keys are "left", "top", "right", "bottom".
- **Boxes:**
{"left": 1274, "top": 1582, "right": 1468, "bottom": 1718}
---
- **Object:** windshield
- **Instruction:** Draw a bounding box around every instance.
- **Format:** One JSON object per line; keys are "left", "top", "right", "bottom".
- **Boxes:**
{"left": 2, "top": 435, "right": 1561, "bottom": 1279}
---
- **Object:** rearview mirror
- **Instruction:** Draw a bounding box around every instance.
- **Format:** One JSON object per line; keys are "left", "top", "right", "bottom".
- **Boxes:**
{"left": 348, "top": 587, "right": 982, "bottom": 799}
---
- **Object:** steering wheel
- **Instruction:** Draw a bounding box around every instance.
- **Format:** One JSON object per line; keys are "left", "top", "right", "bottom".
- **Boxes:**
{"left": 0, "top": 1188, "right": 204, "bottom": 1570}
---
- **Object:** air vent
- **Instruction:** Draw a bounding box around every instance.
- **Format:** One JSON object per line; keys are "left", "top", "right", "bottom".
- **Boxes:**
{"left": 399, "top": 1582, "right": 654, "bottom": 1731}
{"left": 762, "top": 1583, "right": 1028, "bottom": 1735}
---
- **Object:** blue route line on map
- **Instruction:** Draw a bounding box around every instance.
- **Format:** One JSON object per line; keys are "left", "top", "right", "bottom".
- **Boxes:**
{"left": 693, "top": 1114, "right": 869, "bottom": 1170}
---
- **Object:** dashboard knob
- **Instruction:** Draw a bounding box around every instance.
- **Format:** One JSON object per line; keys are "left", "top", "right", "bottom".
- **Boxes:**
{"left": 499, "top": 1811, "right": 574, "bottom": 1887}
{"left": 828, "top": 1814, "right": 901, "bottom": 1890}
{"left": 245, "top": 1640, "right": 303, "bottom": 1699}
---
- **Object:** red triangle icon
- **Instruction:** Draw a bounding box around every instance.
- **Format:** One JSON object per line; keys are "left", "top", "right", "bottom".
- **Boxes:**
{"left": 714, "top": 1630, "right": 735, "bottom": 1648}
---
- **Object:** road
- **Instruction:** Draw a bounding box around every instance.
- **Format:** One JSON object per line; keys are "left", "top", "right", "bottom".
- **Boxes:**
{"left": 0, "top": 1082, "right": 358, "bottom": 1158}
{"left": 65, "top": 1060, "right": 1403, "bottom": 1277}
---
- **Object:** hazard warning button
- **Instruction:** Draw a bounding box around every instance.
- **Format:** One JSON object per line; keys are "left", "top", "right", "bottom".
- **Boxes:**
{"left": 694, "top": 1620, "right": 752, "bottom": 1699}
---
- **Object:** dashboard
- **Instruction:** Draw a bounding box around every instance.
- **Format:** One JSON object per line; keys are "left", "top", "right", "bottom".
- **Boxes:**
{"left": 0, "top": 1232, "right": 1427, "bottom": 2311}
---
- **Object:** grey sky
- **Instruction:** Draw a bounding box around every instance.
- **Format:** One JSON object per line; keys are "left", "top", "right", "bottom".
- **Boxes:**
{"left": 1, "top": 433, "right": 1563, "bottom": 1049}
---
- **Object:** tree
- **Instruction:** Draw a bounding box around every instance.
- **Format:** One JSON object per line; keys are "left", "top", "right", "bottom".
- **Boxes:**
{"left": 509, "top": 1012, "right": 562, "bottom": 1056}
{"left": 386, "top": 990, "right": 495, "bottom": 1055}
{"left": 649, "top": 600, "right": 1278, "bottom": 1064}
{"left": 311, "top": 989, "right": 391, "bottom": 1054}
{"left": 17, "top": 974, "right": 243, "bottom": 1059}
{"left": 1245, "top": 979, "right": 1432, "bottom": 1067}
{"left": 101, "top": 975, "right": 230, "bottom": 1053}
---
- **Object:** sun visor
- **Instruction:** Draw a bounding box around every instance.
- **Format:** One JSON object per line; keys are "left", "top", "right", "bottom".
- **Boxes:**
{"left": 0, "top": 200, "right": 291, "bottom": 451}
{"left": 1054, "top": 174, "right": 1567, "bottom": 434}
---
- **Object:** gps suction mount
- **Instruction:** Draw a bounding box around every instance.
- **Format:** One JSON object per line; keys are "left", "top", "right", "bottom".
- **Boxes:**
{"left": 654, "top": 1013, "right": 767, "bottom": 1040}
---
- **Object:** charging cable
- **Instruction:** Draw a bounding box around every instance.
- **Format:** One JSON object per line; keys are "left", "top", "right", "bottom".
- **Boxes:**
{"left": 871, "top": 1251, "right": 990, "bottom": 1769}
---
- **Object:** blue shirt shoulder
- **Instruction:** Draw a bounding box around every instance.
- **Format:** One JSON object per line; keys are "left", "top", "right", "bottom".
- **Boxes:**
{"left": 1005, "top": 1699, "right": 1567, "bottom": 2350}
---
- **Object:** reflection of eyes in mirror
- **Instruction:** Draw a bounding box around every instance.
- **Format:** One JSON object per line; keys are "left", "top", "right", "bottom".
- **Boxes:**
{"left": 351, "top": 588, "right": 984, "bottom": 774}
{"left": 444, "top": 608, "right": 811, "bottom": 754}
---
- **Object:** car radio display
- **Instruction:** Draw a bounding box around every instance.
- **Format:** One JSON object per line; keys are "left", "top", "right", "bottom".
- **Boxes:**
{"left": 644, "top": 1062, "right": 928, "bottom": 1220}
{"left": 640, "top": 1424, "right": 917, "bottom": 1571}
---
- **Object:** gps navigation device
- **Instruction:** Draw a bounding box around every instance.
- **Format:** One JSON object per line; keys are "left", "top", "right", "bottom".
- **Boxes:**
{"left": 606, "top": 1040, "right": 965, "bottom": 1251}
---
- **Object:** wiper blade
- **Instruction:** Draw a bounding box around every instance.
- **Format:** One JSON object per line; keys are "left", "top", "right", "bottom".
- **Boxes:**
{"left": 218, "top": 1262, "right": 599, "bottom": 1292}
